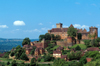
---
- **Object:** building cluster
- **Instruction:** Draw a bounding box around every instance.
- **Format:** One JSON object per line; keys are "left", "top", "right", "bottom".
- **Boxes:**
{"left": 48, "top": 23, "right": 98, "bottom": 47}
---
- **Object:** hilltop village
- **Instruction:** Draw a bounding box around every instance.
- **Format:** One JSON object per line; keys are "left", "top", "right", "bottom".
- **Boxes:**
{"left": 0, "top": 23, "right": 100, "bottom": 66}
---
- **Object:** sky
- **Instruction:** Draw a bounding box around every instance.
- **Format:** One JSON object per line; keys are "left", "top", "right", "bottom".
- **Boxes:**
{"left": 0, "top": 0, "right": 100, "bottom": 39}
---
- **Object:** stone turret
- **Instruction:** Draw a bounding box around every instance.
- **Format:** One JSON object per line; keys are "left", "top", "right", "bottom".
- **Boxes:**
{"left": 56, "top": 23, "right": 62, "bottom": 28}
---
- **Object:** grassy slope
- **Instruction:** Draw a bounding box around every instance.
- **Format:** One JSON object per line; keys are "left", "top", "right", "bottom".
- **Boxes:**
{"left": 71, "top": 44, "right": 87, "bottom": 50}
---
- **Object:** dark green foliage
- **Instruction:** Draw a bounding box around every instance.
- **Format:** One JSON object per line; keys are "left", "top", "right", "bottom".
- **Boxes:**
{"left": 62, "top": 50, "right": 70, "bottom": 55}
{"left": 79, "top": 56, "right": 87, "bottom": 64}
{"left": 55, "top": 35, "right": 61, "bottom": 40}
{"left": 40, "top": 54, "right": 55, "bottom": 62}
{"left": 7, "top": 61, "right": 10, "bottom": 65}
{"left": 51, "top": 34, "right": 55, "bottom": 40}
{"left": 84, "top": 40, "right": 91, "bottom": 47}
{"left": 75, "top": 45, "right": 81, "bottom": 51}
{"left": 68, "top": 51, "right": 81, "bottom": 60}
{"left": 37, "top": 58, "right": 41, "bottom": 62}
{"left": 77, "top": 33, "right": 82, "bottom": 43}
{"left": 68, "top": 60, "right": 83, "bottom": 66}
{"left": 11, "top": 60, "right": 17, "bottom": 66}
{"left": 2, "top": 51, "right": 10, "bottom": 58}
{"left": 67, "top": 27, "right": 77, "bottom": 38}
{"left": 53, "top": 58, "right": 68, "bottom": 66}
{"left": 22, "top": 37, "right": 30, "bottom": 46}
{"left": 39, "top": 35, "right": 45, "bottom": 41}
{"left": 45, "top": 33, "right": 51, "bottom": 40}
{"left": 20, "top": 53, "right": 29, "bottom": 61}
{"left": 84, "top": 51, "right": 100, "bottom": 59}
{"left": 30, "top": 58, "right": 36, "bottom": 66}
{"left": 30, "top": 46, "right": 36, "bottom": 55}
{"left": 10, "top": 52, "right": 15, "bottom": 57}
{"left": 14, "top": 45, "right": 25, "bottom": 60}
{"left": 46, "top": 43, "right": 56, "bottom": 54}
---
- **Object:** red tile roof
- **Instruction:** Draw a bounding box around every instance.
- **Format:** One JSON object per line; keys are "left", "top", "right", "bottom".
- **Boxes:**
{"left": 87, "top": 47, "right": 100, "bottom": 51}
{"left": 53, "top": 50, "right": 62, "bottom": 54}
{"left": 61, "top": 55, "right": 67, "bottom": 59}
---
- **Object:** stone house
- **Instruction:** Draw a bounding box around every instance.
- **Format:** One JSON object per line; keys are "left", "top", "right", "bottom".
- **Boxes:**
{"left": 34, "top": 47, "right": 45, "bottom": 56}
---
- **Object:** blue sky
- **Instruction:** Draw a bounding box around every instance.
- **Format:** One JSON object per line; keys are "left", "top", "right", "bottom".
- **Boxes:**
{"left": 0, "top": 0, "right": 100, "bottom": 39}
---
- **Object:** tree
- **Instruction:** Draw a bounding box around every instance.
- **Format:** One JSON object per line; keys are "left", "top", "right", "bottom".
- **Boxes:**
{"left": 51, "top": 34, "right": 55, "bottom": 40}
{"left": 30, "top": 58, "right": 36, "bottom": 66}
{"left": 45, "top": 33, "right": 51, "bottom": 40}
{"left": 84, "top": 40, "right": 91, "bottom": 47}
{"left": 79, "top": 56, "right": 87, "bottom": 64}
{"left": 55, "top": 35, "right": 61, "bottom": 40}
{"left": 77, "top": 33, "right": 82, "bottom": 44}
{"left": 67, "top": 27, "right": 77, "bottom": 45}
{"left": 20, "top": 53, "right": 29, "bottom": 61}
{"left": 7, "top": 61, "right": 10, "bottom": 65}
{"left": 10, "top": 52, "right": 15, "bottom": 57}
{"left": 22, "top": 38, "right": 31, "bottom": 46}
{"left": 53, "top": 58, "right": 67, "bottom": 66}
{"left": 39, "top": 35, "right": 45, "bottom": 41}
{"left": 75, "top": 45, "right": 81, "bottom": 51}
{"left": 11, "top": 60, "right": 17, "bottom": 66}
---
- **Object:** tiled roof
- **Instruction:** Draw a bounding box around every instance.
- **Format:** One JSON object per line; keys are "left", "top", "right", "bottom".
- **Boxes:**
{"left": 56, "top": 46, "right": 64, "bottom": 51}
{"left": 61, "top": 55, "right": 67, "bottom": 59}
{"left": 70, "top": 24, "right": 74, "bottom": 27}
{"left": 53, "top": 50, "right": 62, "bottom": 54}
{"left": 87, "top": 47, "right": 100, "bottom": 51}
{"left": 23, "top": 45, "right": 30, "bottom": 48}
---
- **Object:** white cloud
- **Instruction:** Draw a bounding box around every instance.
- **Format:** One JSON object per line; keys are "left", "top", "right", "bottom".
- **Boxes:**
{"left": 52, "top": 25, "right": 55, "bottom": 28}
{"left": 41, "top": 28, "right": 50, "bottom": 31}
{"left": 63, "top": 25, "right": 68, "bottom": 28}
{"left": 91, "top": 4, "right": 96, "bottom": 6}
{"left": 39, "top": 23, "right": 43, "bottom": 25}
{"left": 0, "top": 25, "right": 8, "bottom": 28}
{"left": 24, "top": 29, "right": 41, "bottom": 33}
{"left": 97, "top": 24, "right": 100, "bottom": 27}
{"left": 73, "top": 24, "right": 89, "bottom": 29}
{"left": 13, "top": 20, "right": 25, "bottom": 26}
{"left": 75, "top": 2, "right": 80, "bottom": 4}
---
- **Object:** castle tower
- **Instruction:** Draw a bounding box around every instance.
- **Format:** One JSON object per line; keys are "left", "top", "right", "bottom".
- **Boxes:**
{"left": 56, "top": 23, "right": 62, "bottom": 28}
{"left": 89, "top": 26, "right": 98, "bottom": 39}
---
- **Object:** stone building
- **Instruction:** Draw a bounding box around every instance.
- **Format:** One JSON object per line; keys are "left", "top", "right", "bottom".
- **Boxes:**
{"left": 48, "top": 23, "right": 98, "bottom": 40}
{"left": 34, "top": 47, "right": 45, "bottom": 56}
{"left": 30, "top": 39, "right": 50, "bottom": 49}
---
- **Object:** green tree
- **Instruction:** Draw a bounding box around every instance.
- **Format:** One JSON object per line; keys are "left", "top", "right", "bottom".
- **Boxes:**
{"left": 20, "top": 53, "right": 29, "bottom": 61}
{"left": 7, "top": 61, "right": 10, "bottom": 65}
{"left": 84, "top": 40, "right": 91, "bottom": 47}
{"left": 51, "top": 34, "right": 55, "bottom": 40}
{"left": 39, "top": 35, "right": 45, "bottom": 41}
{"left": 11, "top": 60, "right": 17, "bottom": 66}
{"left": 53, "top": 58, "right": 67, "bottom": 66}
{"left": 67, "top": 27, "right": 77, "bottom": 45}
{"left": 77, "top": 33, "right": 82, "bottom": 44}
{"left": 22, "top": 38, "right": 31, "bottom": 46}
{"left": 75, "top": 45, "right": 81, "bottom": 51}
{"left": 30, "top": 58, "right": 36, "bottom": 66}
{"left": 79, "top": 56, "right": 87, "bottom": 64}
{"left": 55, "top": 35, "right": 61, "bottom": 40}
{"left": 10, "top": 52, "right": 15, "bottom": 57}
{"left": 45, "top": 33, "right": 51, "bottom": 40}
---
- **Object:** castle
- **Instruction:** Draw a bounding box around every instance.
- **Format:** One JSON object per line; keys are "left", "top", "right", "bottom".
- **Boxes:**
{"left": 48, "top": 23, "right": 98, "bottom": 40}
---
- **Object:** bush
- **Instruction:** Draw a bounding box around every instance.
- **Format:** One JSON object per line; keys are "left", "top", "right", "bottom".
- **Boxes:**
{"left": 79, "top": 56, "right": 87, "bottom": 64}
{"left": 10, "top": 52, "right": 15, "bottom": 57}
{"left": 7, "top": 61, "right": 10, "bottom": 65}
{"left": 75, "top": 45, "right": 81, "bottom": 51}
{"left": 11, "top": 60, "right": 17, "bottom": 66}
